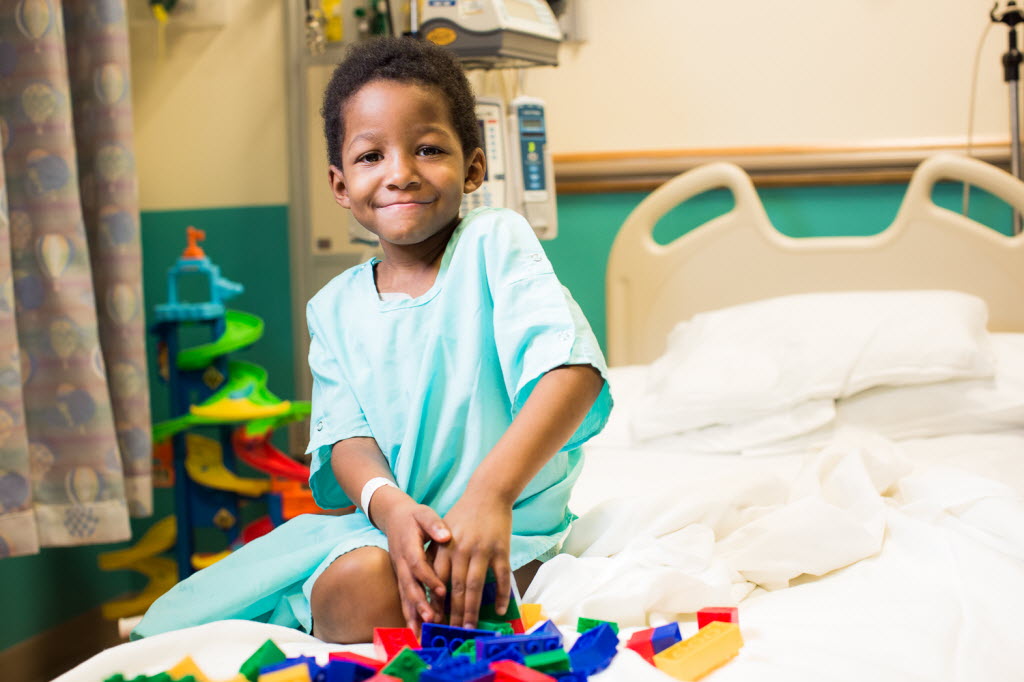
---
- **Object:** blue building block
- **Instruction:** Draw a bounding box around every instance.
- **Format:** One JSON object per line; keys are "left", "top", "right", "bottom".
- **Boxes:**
{"left": 650, "top": 622, "right": 682, "bottom": 654}
{"left": 551, "top": 673, "right": 588, "bottom": 681}
{"left": 318, "top": 659, "right": 376, "bottom": 682}
{"left": 414, "top": 647, "right": 452, "bottom": 667}
{"left": 419, "top": 657, "right": 496, "bottom": 682}
{"left": 420, "top": 623, "right": 496, "bottom": 652}
{"left": 260, "top": 656, "right": 320, "bottom": 678}
{"left": 476, "top": 634, "right": 559, "bottom": 662}
{"left": 531, "top": 621, "right": 564, "bottom": 647}
{"left": 568, "top": 623, "right": 618, "bottom": 676}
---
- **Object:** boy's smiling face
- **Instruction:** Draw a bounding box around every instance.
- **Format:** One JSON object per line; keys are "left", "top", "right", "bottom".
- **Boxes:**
{"left": 329, "top": 80, "right": 485, "bottom": 249}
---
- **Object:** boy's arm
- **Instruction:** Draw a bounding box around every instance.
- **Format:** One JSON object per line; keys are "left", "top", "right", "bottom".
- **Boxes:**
{"left": 330, "top": 438, "right": 451, "bottom": 628}
{"left": 432, "top": 363, "right": 605, "bottom": 628}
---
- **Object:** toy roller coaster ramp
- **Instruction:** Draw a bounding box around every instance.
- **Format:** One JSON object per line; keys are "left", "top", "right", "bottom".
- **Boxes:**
{"left": 176, "top": 310, "right": 264, "bottom": 371}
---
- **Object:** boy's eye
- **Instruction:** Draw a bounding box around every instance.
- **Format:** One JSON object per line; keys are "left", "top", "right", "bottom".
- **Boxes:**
{"left": 418, "top": 146, "right": 444, "bottom": 157}
{"left": 357, "top": 151, "right": 382, "bottom": 163}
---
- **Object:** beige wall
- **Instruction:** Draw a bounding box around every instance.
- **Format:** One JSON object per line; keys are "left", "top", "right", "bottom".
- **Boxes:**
{"left": 524, "top": 0, "right": 1010, "bottom": 153}
{"left": 129, "top": 0, "right": 1013, "bottom": 210}
{"left": 129, "top": 0, "right": 288, "bottom": 211}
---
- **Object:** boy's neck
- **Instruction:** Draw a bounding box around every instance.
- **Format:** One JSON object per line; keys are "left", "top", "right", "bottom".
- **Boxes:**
{"left": 374, "top": 218, "right": 459, "bottom": 297}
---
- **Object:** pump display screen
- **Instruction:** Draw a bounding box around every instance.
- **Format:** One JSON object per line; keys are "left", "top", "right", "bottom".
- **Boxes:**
{"left": 520, "top": 119, "right": 543, "bottom": 131}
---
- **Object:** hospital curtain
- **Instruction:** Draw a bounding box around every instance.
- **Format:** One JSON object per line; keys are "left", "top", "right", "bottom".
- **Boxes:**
{"left": 0, "top": 0, "right": 151, "bottom": 558}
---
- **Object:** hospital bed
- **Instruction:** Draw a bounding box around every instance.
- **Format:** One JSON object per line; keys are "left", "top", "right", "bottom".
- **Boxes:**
{"left": 57, "top": 154, "right": 1024, "bottom": 681}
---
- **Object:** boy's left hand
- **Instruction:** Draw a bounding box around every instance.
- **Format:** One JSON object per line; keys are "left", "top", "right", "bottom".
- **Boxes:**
{"left": 429, "top": 488, "right": 513, "bottom": 629}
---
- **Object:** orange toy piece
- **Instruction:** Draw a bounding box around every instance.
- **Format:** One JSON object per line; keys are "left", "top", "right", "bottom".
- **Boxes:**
{"left": 520, "top": 603, "right": 544, "bottom": 632}
{"left": 182, "top": 225, "right": 207, "bottom": 259}
{"left": 166, "top": 656, "right": 214, "bottom": 682}
{"left": 271, "top": 479, "right": 320, "bottom": 519}
{"left": 653, "top": 621, "right": 744, "bottom": 681}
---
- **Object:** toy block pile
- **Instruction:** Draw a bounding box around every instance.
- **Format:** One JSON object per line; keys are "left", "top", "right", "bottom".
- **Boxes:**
{"left": 101, "top": 605, "right": 743, "bottom": 682}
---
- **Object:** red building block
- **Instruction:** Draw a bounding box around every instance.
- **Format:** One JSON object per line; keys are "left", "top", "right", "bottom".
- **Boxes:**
{"left": 328, "top": 652, "right": 386, "bottom": 671}
{"left": 489, "top": 660, "right": 557, "bottom": 681}
{"left": 626, "top": 633, "right": 655, "bottom": 664}
{"left": 697, "top": 607, "right": 738, "bottom": 630}
{"left": 365, "top": 676, "right": 401, "bottom": 682}
{"left": 373, "top": 627, "right": 420, "bottom": 661}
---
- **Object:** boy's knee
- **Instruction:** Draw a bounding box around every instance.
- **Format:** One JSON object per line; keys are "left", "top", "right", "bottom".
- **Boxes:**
{"left": 311, "top": 546, "right": 401, "bottom": 643}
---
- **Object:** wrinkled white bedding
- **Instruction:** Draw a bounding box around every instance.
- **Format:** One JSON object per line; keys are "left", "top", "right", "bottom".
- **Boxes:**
{"left": 58, "top": 323, "right": 1024, "bottom": 682}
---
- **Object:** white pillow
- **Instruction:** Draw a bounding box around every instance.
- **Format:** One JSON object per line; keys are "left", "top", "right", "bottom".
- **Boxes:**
{"left": 591, "top": 366, "right": 836, "bottom": 453}
{"left": 747, "top": 333, "right": 1024, "bottom": 455}
{"left": 634, "top": 291, "right": 995, "bottom": 440}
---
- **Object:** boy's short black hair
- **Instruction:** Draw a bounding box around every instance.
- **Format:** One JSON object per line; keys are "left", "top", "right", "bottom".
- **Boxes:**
{"left": 322, "top": 36, "right": 481, "bottom": 168}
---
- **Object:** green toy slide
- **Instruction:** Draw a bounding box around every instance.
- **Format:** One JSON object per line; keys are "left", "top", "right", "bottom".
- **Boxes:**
{"left": 176, "top": 310, "right": 264, "bottom": 371}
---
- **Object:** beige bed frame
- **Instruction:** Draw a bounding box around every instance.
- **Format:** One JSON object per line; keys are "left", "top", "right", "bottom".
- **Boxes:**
{"left": 606, "top": 154, "right": 1024, "bottom": 366}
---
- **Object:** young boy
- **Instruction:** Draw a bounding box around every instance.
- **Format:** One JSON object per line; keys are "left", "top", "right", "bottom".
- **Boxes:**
{"left": 134, "top": 36, "right": 611, "bottom": 644}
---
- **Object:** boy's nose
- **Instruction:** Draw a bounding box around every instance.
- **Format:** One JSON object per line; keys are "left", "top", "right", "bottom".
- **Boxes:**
{"left": 385, "top": 153, "right": 420, "bottom": 189}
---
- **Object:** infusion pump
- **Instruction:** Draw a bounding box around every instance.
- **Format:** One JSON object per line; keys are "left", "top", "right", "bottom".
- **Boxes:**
{"left": 462, "top": 95, "right": 558, "bottom": 240}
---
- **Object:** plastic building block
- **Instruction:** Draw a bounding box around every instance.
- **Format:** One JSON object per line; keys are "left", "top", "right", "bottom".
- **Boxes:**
{"left": 478, "top": 620, "right": 515, "bottom": 635}
{"left": 260, "top": 657, "right": 319, "bottom": 679}
{"left": 320, "top": 658, "right": 377, "bottom": 682}
{"left": 374, "top": 627, "right": 420, "bottom": 660}
{"left": 653, "top": 621, "right": 743, "bottom": 681}
{"left": 380, "top": 647, "right": 428, "bottom": 682}
{"left": 626, "top": 623, "right": 681, "bottom": 663}
{"left": 522, "top": 649, "right": 570, "bottom": 674}
{"left": 455, "top": 639, "right": 478, "bottom": 662}
{"left": 547, "top": 673, "right": 587, "bottom": 682}
{"left": 529, "top": 622, "right": 563, "bottom": 648}
{"left": 413, "top": 647, "right": 451, "bottom": 667}
{"left": 477, "top": 634, "right": 560, "bottom": 662}
{"left": 520, "top": 604, "right": 544, "bottom": 632}
{"left": 329, "top": 652, "right": 386, "bottom": 671}
{"left": 365, "top": 676, "right": 402, "bottom": 682}
{"left": 696, "top": 607, "right": 739, "bottom": 629}
{"left": 420, "top": 657, "right": 496, "bottom": 682}
{"left": 259, "top": 664, "right": 313, "bottom": 682}
{"left": 167, "top": 656, "right": 214, "bottom": 682}
{"left": 489, "top": 660, "right": 557, "bottom": 682}
{"left": 240, "top": 640, "right": 288, "bottom": 681}
{"left": 420, "top": 623, "right": 495, "bottom": 652}
{"left": 575, "top": 618, "right": 618, "bottom": 635}
{"left": 567, "top": 623, "right": 618, "bottom": 676}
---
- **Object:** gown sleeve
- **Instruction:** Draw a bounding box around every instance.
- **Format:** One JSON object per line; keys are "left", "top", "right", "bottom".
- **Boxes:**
{"left": 483, "top": 209, "right": 613, "bottom": 451}
{"left": 304, "top": 300, "right": 373, "bottom": 509}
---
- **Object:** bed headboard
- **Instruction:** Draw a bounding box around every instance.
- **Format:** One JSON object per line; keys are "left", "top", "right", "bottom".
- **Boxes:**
{"left": 606, "top": 153, "right": 1024, "bottom": 366}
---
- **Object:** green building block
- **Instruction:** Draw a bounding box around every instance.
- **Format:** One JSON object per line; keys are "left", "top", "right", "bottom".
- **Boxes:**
{"left": 478, "top": 620, "right": 515, "bottom": 635}
{"left": 148, "top": 674, "right": 173, "bottom": 682}
{"left": 103, "top": 675, "right": 126, "bottom": 682}
{"left": 381, "top": 647, "right": 428, "bottom": 682}
{"left": 454, "top": 638, "right": 477, "bottom": 662}
{"left": 577, "top": 617, "right": 620, "bottom": 635}
{"left": 524, "top": 648, "right": 571, "bottom": 673}
{"left": 239, "top": 639, "right": 287, "bottom": 682}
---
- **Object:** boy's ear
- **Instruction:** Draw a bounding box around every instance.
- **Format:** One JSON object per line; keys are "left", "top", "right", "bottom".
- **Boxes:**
{"left": 463, "top": 148, "right": 487, "bottom": 193}
{"left": 328, "top": 165, "right": 351, "bottom": 208}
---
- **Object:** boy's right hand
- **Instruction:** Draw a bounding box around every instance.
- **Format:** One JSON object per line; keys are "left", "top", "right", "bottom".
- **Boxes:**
{"left": 371, "top": 487, "right": 451, "bottom": 631}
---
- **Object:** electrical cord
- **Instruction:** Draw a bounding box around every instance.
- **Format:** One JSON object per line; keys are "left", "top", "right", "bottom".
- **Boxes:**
{"left": 964, "top": 20, "right": 995, "bottom": 216}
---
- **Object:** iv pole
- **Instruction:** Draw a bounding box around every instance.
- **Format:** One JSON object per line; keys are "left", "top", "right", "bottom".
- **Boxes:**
{"left": 992, "top": 1, "right": 1024, "bottom": 234}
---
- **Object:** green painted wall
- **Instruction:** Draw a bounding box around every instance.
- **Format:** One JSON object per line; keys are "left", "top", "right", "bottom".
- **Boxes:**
{"left": 0, "top": 180, "right": 1013, "bottom": 651}
{"left": 0, "top": 205, "right": 293, "bottom": 651}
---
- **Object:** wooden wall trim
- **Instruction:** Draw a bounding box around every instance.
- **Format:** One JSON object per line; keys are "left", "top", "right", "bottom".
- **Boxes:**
{"left": 554, "top": 137, "right": 1013, "bottom": 193}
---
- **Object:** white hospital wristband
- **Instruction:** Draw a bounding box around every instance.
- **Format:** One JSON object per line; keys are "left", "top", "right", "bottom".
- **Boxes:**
{"left": 360, "top": 477, "right": 398, "bottom": 527}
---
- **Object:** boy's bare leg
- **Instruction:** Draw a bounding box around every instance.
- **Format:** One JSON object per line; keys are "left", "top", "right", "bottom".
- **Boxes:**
{"left": 311, "top": 546, "right": 405, "bottom": 643}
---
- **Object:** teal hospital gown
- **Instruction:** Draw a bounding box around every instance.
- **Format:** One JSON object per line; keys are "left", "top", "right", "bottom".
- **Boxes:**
{"left": 134, "top": 207, "right": 612, "bottom": 639}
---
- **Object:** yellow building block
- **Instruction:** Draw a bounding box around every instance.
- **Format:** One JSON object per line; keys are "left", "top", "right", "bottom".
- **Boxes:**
{"left": 653, "top": 621, "right": 743, "bottom": 681}
{"left": 258, "top": 663, "right": 312, "bottom": 682}
{"left": 521, "top": 603, "right": 544, "bottom": 631}
{"left": 166, "top": 656, "right": 214, "bottom": 682}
